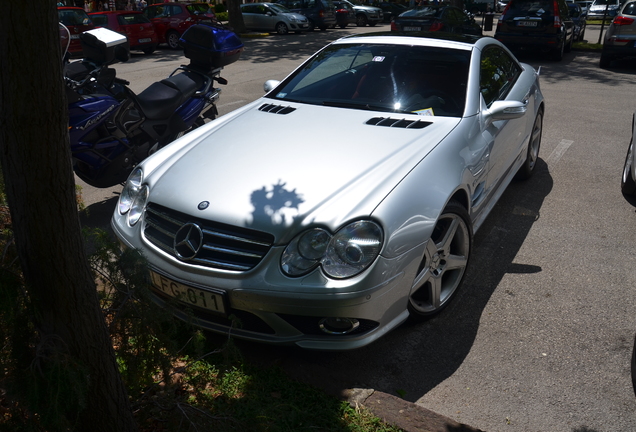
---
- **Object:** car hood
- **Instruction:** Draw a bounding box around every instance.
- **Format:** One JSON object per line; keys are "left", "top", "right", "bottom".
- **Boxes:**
{"left": 146, "top": 100, "right": 460, "bottom": 242}
{"left": 284, "top": 12, "right": 308, "bottom": 20}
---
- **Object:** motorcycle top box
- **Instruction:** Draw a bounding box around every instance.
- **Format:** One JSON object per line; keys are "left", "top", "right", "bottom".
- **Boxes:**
{"left": 179, "top": 24, "right": 244, "bottom": 69}
{"left": 80, "top": 27, "right": 130, "bottom": 65}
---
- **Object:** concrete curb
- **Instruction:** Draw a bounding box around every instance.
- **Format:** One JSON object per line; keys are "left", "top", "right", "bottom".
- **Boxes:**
{"left": 238, "top": 31, "right": 271, "bottom": 38}
{"left": 347, "top": 389, "right": 486, "bottom": 432}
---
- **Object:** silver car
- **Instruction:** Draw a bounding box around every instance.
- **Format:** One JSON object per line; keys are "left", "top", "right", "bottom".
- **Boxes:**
{"left": 240, "top": 3, "right": 310, "bottom": 35}
{"left": 112, "top": 33, "right": 545, "bottom": 350}
{"left": 600, "top": 1, "right": 636, "bottom": 67}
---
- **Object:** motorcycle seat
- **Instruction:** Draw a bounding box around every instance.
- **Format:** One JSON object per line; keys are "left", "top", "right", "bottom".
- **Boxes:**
{"left": 136, "top": 73, "right": 200, "bottom": 120}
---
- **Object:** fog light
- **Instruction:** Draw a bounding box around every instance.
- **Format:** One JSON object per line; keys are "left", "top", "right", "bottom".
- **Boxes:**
{"left": 319, "top": 317, "right": 360, "bottom": 335}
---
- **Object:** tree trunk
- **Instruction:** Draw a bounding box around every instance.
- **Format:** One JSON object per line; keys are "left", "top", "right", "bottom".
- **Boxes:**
{"left": 0, "top": 4, "right": 137, "bottom": 432}
{"left": 227, "top": 0, "right": 247, "bottom": 34}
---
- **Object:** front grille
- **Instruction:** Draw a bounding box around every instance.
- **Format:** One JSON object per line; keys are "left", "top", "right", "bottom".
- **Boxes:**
{"left": 144, "top": 202, "right": 274, "bottom": 271}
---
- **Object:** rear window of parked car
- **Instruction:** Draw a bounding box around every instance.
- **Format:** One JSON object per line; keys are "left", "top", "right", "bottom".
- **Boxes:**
{"left": 505, "top": 0, "right": 555, "bottom": 17}
{"left": 622, "top": 1, "right": 636, "bottom": 14}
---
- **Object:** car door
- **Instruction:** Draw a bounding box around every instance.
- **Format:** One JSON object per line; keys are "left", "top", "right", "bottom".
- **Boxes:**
{"left": 241, "top": 4, "right": 258, "bottom": 29}
{"left": 479, "top": 45, "right": 526, "bottom": 199}
{"left": 257, "top": 4, "right": 277, "bottom": 30}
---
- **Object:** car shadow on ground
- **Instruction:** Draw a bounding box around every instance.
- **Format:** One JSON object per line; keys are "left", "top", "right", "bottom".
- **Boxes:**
{"left": 233, "top": 158, "right": 554, "bottom": 404}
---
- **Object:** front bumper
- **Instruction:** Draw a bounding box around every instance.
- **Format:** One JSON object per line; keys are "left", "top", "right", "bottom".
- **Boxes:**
{"left": 112, "top": 216, "right": 422, "bottom": 350}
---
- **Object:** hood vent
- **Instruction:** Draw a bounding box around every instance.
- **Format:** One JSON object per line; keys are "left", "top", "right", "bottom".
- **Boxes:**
{"left": 366, "top": 117, "right": 432, "bottom": 129}
{"left": 258, "top": 103, "right": 296, "bottom": 114}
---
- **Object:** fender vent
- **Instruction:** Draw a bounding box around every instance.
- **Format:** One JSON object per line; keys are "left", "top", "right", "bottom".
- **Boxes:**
{"left": 258, "top": 104, "right": 296, "bottom": 114}
{"left": 366, "top": 117, "right": 432, "bottom": 129}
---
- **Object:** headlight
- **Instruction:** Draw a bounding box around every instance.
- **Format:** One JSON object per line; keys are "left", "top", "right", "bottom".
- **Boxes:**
{"left": 118, "top": 167, "right": 149, "bottom": 226}
{"left": 281, "top": 221, "right": 383, "bottom": 279}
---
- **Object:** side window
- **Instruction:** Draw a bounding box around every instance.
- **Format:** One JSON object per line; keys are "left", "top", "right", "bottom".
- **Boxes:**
{"left": 480, "top": 46, "right": 522, "bottom": 107}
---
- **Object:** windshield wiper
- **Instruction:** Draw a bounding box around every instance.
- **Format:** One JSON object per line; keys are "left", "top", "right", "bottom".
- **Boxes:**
{"left": 322, "top": 100, "right": 411, "bottom": 113}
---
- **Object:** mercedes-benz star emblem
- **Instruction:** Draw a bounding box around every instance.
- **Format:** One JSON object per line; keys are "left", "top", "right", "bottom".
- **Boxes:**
{"left": 198, "top": 201, "right": 209, "bottom": 210}
{"left": 174, "top": 223, "right": 203, "bottom": 260}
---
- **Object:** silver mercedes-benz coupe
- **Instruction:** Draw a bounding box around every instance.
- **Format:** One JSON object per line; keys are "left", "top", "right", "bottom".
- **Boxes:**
{"left": 112, "top": 32, "right": 545, "bottom": 350}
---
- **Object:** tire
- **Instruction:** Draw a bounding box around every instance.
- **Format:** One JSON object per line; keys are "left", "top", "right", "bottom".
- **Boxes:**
{"left": 307, "top": 20, "right": 316, "bottom": 31}
{"left": 621, "top": 141, "right": 636, "bottom": 196}
{"left": 275, "top": 22, "right": 289, "bottom": 35}
{"left": 356, "top": 14, "right": 367, "bottom": 26}
{"left": 369, "top": 21, "right": 377, "bottom": 26}
{"left": 408, "top": 200, "right": 472, "bottom": 319}
{"left": 142, "top": 47, "right": 156, "bottom": 55}
{"left": 339, "top": 23, "right": 347, "bottom": 28}
{"left": 551, "top": 39, "right": 564, "bottom": 61}
{"left": 516, "top": 108, "right": 543, "bottom": 180}
{"left": 599, "top": 52, "right": 612, "bottom": 68}
{"left": 565, "top": 35, "right": 573, "bottom": 53}
{"left": 166, "top": 31, "right": 180, "bottom": 50}
{"left": 579, "top": 25, "right": 585, "bottom": 42}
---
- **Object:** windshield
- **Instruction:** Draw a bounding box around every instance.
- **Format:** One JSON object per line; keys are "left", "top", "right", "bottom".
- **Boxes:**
{"left": 188, "top": 3, "right": 212, "bottom": 13}
{"left": 268, "top": 43, "right": 470, "bottom": 117}
{"left": 270, "top": 3, "right": 292, "bottom": 13}
{"left": 58, "top": 9, "right": 93, "bottom": 26}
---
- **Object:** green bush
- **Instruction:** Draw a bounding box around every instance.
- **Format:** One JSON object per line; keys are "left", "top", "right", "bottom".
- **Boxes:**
{"left": 214, "top": 3, "right": 227, "bottom": 13}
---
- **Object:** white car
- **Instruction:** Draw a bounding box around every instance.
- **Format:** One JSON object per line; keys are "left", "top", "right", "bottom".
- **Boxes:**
{"left": 112, "top": 32, "right": 545, "bottom": 350}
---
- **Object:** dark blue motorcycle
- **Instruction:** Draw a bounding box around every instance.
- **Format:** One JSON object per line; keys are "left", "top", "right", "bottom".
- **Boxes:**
{"left": 63, "top": 24, "right": 243, "bottom": 188}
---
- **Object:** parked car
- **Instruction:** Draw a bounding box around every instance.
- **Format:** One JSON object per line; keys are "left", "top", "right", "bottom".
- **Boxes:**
{"left": 142, "top": 2, "right": 217, "bottom": 49}
{"left": 391, "top": 6, "right": 483, "bottom": 36}
{"left": 89, "top": 11, "right": 158, "bottom": 54}
{"left": 333, "top": 0, "right": 356, "bottom": 28}
{"left": 576, "top": 0, "right": 593, "bottom": 13}
{"left": 57, "top": 6, "right": 95, "bottom": 58}
{"left": 600, "top": 1, "right": 636, "bottom": 67}
{"left": 274, "top": 0, "right": 337, "bottom": 31}
{"left": 494, "top": 0, "right": 575, "bottom": 60}
{"left": 112, "top": 32, "right": 544, "bottom": 350}
{"left": 621, "top": 113, "right": 636, "bottom": 196}
{"left": 568, "top": 2, "right": 587, "bottom": 41}
{"left": 587, "top": 0, "right": 620, "bottom": 19}
{"left": 240, "top": 3, "right": 310, "bottom": 34}
{"left": 341, "top": 0, "right": 384, "bottom": 26}
{"left": 377, "top": 2, "right": 407, "bottom": 22}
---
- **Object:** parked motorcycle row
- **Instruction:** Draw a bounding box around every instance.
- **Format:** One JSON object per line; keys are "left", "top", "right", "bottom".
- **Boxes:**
{"left": 61, "top": 22, "right": 244, "bottom": 188}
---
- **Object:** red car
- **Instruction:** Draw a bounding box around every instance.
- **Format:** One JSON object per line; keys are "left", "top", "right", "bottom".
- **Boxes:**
{"left": 89, "top": 11, "right": 158, "bottom": 55}
{"left": 58, "top": 6, "right": 95, "bottom": 58}
{"left": 142, "top": 2, "right": 218, "bottom": 49}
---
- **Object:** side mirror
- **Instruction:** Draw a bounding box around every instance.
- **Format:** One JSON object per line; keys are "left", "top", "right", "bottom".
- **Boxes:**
{"left": 264, "top": 79, "right": 280, "bottom": 93}
{"left": 483, "top": 100, "right": 527, "bottom": 126}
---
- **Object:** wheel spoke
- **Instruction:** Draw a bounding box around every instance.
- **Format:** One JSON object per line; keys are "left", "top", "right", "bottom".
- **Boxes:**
{"left": 437, "top": 216, "right": 459, "bottom": 255}
{"left": 444, "top": 253, "right": 468, "bottom": 271}
{"left": 429, "top": 273, "right": 442, "bottom": 309}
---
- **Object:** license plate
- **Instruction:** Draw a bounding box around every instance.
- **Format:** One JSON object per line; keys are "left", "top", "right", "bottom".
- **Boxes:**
{"left": 138, "top": 38, "right": 152, "bottom": 43}
{"left": 403, "top": 26, "right": 421, "bottom": 31}
{"left": 150, "top": 271, "right": 226, "bottom": 315}
{"left": 517, "top": 21, "right": 538, "bottom": 27}
{"left": 70, "top": 34, "right": 80, "bottom": 39}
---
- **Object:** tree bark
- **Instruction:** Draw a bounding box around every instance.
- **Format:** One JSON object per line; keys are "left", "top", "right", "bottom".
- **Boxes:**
{"left": 227, "top": 0, "right": 247, "bottom": 34}
{"left": 0, "top": 4, "right": 137, "bottom": 432}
